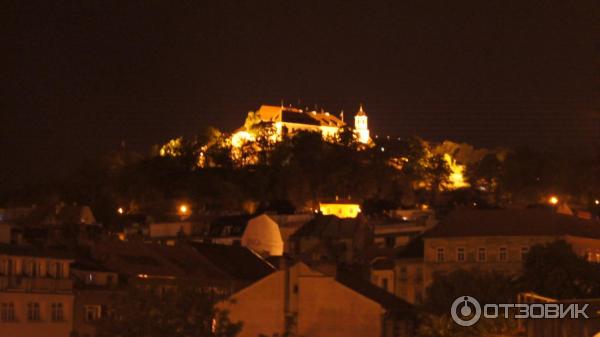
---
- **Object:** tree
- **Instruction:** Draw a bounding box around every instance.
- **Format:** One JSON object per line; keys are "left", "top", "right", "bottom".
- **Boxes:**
{"left": 95, "top": 285, "right": 242, "bottom": 337}
{"left": 424, "top": 154, "right": 451, "bottom": 204}
{"left": 519, "top": 240, "right": 600, "bottom": 299}
{"left": 422, "top": 269, "right": 518, "bottom": 337}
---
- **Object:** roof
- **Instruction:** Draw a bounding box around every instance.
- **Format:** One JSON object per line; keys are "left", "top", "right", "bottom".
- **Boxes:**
{"left": 310, "top": 112, "right": 344, "bottom": 127}
{"left": 71, "top": 257, "right": 114, "bottom": 272}
{"left": 426, "top": 209, "right": 600, "bottom": 239}
{"left": 356, "top": 105, "right": 366, "bottom": 116}
{"left": 208, "top": 215, "right": 252, "bottom": 238}
{"left": 336, "top": 270, "right": 414, "bottom": 317}
{"left": 256, "top": 105, "right": 283, "bottom": 122}
{"left": 319, "top": 199, "right": 360, "bottom": 205}
{"left": 255, "top": 104, "right": 345, "bottom": 128}
{"left": 0, "top": 244, "right": 77, "bottom": 260}
{"left": 189, "top": 243, "right": 275, "bottom": 281}
{"left": 91, "top": 241, "right": 230, "bottom": 282}
{"left": 291, "top": 215, "right": 365, "bottom": 239}
{"left": 282, "top": 110, "right": 320, "bottom": 126}
{"left": 91, "top": 241, "right": 274, "bottom": 286}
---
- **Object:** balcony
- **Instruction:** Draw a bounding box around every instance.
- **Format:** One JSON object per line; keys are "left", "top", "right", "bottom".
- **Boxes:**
{"left": 0, "top": 275, "right": 73, "bottom": 292}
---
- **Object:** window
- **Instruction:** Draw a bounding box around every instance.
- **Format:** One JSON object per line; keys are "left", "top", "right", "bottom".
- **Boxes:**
{"left": 436, "top": 248, "right": 445, "bottom": 262}
{"left": 499, "top": 247, "right": 507, "bottom": 261}
{"left": 86, "top": 273, "right": 94, "bottom": 284}
{"left": 85, "top": 305, "right": 101, "bottom": 322}
{"left": 382, "top": 278, "right": 389, "bottom": 291}
{"left": 477, "top": 248, "right": 486, "bottom": 261}
{"left": 1, "top": 303, "right": 15, "bottom": 322}
{"left": 27, "top": 303, "right": 40, "bottom": 321}
{"left": 520, "top": 247, "right": 529, "bottom": 260}
{"left": 457, "top": 248, "right": 465, "bottom": 261}
{"left": 55, "top": 262, "right": 64, "bottom": 279}
{"left": 32, "top": 261, "right": 40, "bottom": 277}
{"left": 399, "top": 266, "right": 407, "bottom": 281}
{"left": 4, "top": 259, "right": 14, "bottom": 276}
{"left": 385, "top": 236, "right": 395, "bottom": 248}
{"left": 51, "top": 303, "right": 64, "bottom": 321}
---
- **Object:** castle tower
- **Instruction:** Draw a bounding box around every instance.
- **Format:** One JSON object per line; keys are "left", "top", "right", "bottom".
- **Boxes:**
{"left": 354, "top": 104, "right": 370, "bottom": 144}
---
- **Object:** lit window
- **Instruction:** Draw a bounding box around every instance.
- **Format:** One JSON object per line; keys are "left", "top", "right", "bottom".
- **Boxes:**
{"left": 27, "top": 302, "right": 41, "bottom": 321}
{"left": 520, "top": 247, "right": 529, "bottom": 260}
{"left": 457, "top": 248, "right": 465, "bottom": 261}
{"left": 478, "top": 248, "right": 486, "bottom": 262}
{"left": 436, "top": 248, "right": 445, "bottom": 262}
{"left": 51, "top": 303, "right": 64, "bottom": 321}
{"left": 499, "top": 247, "right": 507, "bottom": 261}
{"left": 1, "top": 303, "right": 15, "bottom": 321}
{"left": 85, "top": 305, "right": 101, "bottom": 322}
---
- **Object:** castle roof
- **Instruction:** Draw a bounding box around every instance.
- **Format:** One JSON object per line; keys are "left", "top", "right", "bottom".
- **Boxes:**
{"left": 254, "top": 105, "right": 345, "bottom": 128}
{"left": 356, "top": 104, "right": 367, "bottom": 116}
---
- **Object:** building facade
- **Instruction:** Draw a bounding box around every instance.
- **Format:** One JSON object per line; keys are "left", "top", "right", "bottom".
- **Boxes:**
{"left": 232, "top": 104, "right": 371, "bottom": 147}
{"left": 219, "top": 262, "right": 414, "bottom": 337}
{"left": 0, "top": 246, "right": 74, "bottom": 337}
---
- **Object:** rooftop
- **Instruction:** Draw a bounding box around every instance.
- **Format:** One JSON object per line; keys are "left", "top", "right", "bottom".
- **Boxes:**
{"left": 426, "top": 209, "right": 600, "bottom": 239}
{"left": 291, "top": 215, "right": 366, "bottom": 239}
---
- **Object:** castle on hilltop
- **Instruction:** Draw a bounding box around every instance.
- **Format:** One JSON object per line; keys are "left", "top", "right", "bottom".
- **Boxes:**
{"left": 231, "top": 104, "right": 371, "bottom": 147}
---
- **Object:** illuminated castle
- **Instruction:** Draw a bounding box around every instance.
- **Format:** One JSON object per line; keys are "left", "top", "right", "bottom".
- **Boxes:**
{"left": 232, "top": 104, "right": 370, "bottom": 147}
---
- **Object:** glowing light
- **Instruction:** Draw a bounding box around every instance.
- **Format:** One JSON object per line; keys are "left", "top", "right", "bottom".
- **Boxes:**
{"left": 117, "top": 207, "right": 124, "bottom": 215}
{"left": 159, "top": 137, "right": 184, "bottom": 157}
{"left": 549, "top": 196, "right": 559, "bottom": 205}
{"left": 179, "top": 204, "right": 189, "bottom": 215}
{"left": 319, "top": 202, "right": 361, "bottom": 218}
{"left": 595, "top": 199, "right": 599, "bottom": 205}
{"left": 443, "top": 153, "right": 469, "bottom": 189}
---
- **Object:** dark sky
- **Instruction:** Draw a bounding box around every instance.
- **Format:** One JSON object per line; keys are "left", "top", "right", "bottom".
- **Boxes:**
{"left": 2, "top": 1, "right": 599, "bottom": 187}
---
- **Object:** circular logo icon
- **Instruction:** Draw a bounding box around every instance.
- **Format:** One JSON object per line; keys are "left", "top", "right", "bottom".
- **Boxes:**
{"left": 451, "top": 296, "right": 482, "bottom": 327}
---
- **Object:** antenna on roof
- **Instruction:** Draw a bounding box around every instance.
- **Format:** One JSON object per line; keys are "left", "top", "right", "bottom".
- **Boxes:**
{"left": 340, "top": 110, "right": 344, "bottom": 123}
{"left": 280, "top": 99, "right": 284, "bottom": 108}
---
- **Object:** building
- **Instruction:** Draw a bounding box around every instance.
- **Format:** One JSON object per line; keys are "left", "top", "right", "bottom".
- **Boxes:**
{"left": 0, "top": 223, "right": 22, "bottom": 245}
{"left": 231, "top": 104, "right": 371, "bottom": 147}
{"left": 372, "top": 209, "right": 600, "bottom": 304}
{"left": 319, "top": 200, "right": 362, "bottom": 219}
{"left": 518, "top": 292, "right": 600, "bottom": 337}
{"left": 65, "top": 241, "right": 274, "bottom": 337}
{"left": 70, "top": 258, "right": 120, "bottom": 337}
{"left": 423, "top": 209, "right": 600, "bottom": 282}
{"left": 0, "top": 245, "right": 75, "bottom": 337}
{"left": 207, "top": 213, "right": 309, "bottom": 256}
{"left": 289, "top": 215, "right": 372, "bottom": 265}
{"left": 218, "top": 262, "right": 415, "bottom": 337}
{"left": 370, "top": 238, "right": 425, "bottom": 304}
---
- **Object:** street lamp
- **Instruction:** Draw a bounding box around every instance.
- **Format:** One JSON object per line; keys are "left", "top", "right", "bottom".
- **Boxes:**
{"left": 117, "top": 207, "right": 124, "bottom": 215}
{"left": 548, "top": 196, "right": 559, "bottom": 205}
{"left": 178, "top": 204, "right": 189, "bottom": 215}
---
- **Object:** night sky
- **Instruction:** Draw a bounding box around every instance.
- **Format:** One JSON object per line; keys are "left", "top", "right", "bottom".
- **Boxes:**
{"left": 2, "top": 1, "right": 599, "bottom": 187}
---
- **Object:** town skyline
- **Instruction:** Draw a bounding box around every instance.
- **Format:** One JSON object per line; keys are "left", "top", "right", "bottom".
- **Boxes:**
{"left": 3, "top": 1, "right": 598, "bottom": 188}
